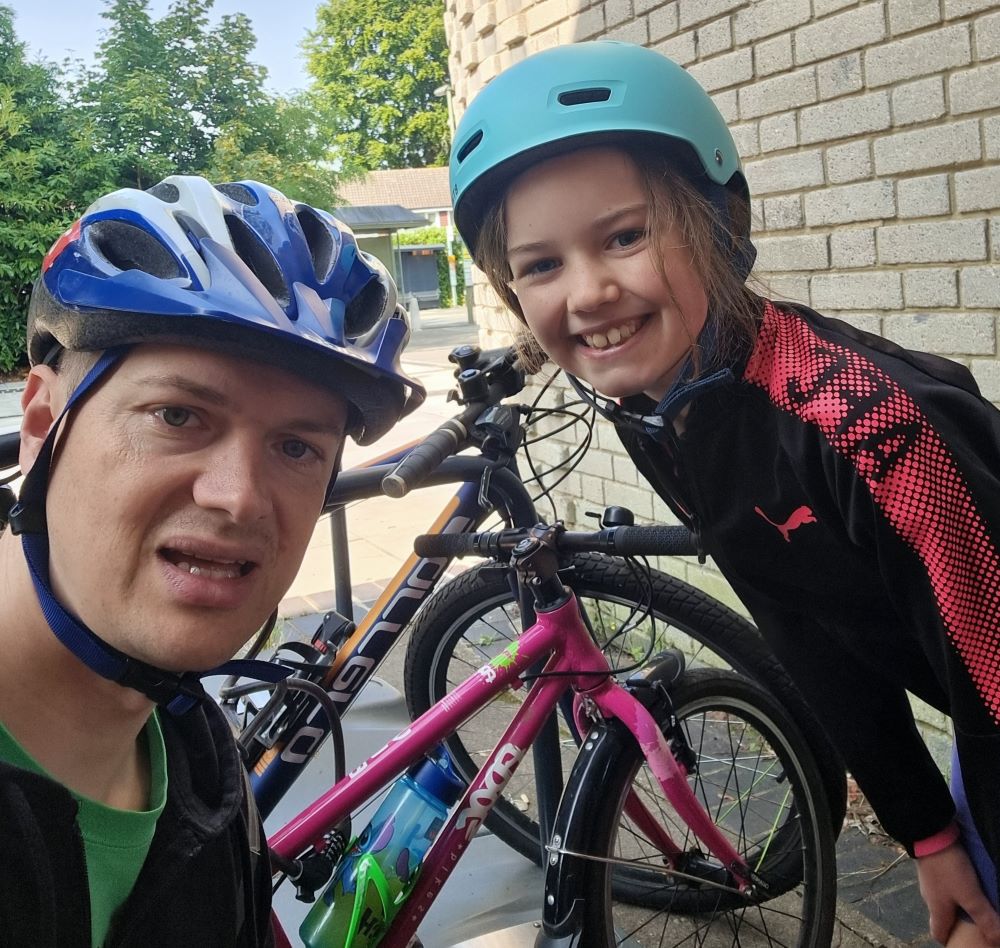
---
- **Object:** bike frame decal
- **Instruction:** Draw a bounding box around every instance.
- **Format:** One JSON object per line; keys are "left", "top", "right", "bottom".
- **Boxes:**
{"left": 250, "top": 485, "right": 478, "bottom": 811}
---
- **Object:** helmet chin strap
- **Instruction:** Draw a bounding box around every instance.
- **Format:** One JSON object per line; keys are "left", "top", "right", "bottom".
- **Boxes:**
{"left": 9, "top": 347, "right": 296, "bottom": 715}
{"left": 564, "top": 364, "right": 735, "bottom": 441}
{"left": 564, "top": 372, "right": 667, "bottom": 434}
{"left": 563, "top": 310, "right": 736, "bottom": 441}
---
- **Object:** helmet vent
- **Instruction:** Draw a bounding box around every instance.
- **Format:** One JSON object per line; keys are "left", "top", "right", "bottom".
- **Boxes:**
{"left": 345, "top": 278, "right": 387, "bottom": 337}
{"left": 215, "top": 183, "right": 259, "bottom": 206}
{"left": 88, "top": 220, "right": 184, "bottom": 279}
{"left": 147, "top": 181, "right": 180, "bottom": 203}
{"left": 297, "top": 207, "right": 335, "bottom": 282}
{"left": 224, "top": 214, "right": 291, "bottom": 309}
{"left": 455, "top": 129, "right": 483, "bottom": 164}
{"left": 557, "top": 87, "right": 612, "bottom": 106}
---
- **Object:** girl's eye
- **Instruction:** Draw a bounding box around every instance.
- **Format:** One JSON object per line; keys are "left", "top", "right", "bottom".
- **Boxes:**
{"left": 530, "top": 258, "right": 559, "bottom": 275}
{"left": 156, "top": 406, "right": 193, "bottom": 427}
{"left": 613, "top": 228, "right": 645, "bottom": 249}
{"left": 513, "top": 257, "right": 559, "bottom": 282}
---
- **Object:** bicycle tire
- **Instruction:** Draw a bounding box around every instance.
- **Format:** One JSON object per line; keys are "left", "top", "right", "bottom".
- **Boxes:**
{"left": 573, "top": 669, "right": 837, "bottom": 947}
{"left": 403, "top": 553, "right": 846, "bottom": 864}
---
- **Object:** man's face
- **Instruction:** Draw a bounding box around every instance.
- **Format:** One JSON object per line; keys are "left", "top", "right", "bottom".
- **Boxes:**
{"left": 33, "top": 344, "right": 348, "bottom": 673}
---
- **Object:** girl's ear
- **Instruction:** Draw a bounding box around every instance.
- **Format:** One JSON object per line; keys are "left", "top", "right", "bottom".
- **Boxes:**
{"left": 19, "top": 365, "right": 61, "bottom": 476}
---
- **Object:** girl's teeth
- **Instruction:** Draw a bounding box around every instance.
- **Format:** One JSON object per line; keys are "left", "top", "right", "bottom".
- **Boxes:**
{"left": 584, "top": 320, "right": 638, "bottom": 349}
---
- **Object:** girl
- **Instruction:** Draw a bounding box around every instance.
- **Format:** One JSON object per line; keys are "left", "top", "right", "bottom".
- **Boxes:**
{"left": 449, "top": 41, "right": 1000, "bottom": 947}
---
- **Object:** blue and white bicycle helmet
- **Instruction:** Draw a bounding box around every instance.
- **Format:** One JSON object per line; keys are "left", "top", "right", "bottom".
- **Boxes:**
{"left": 29, "top": 175, "right": 424, "bottom": 444}
{"left": 13, "top": 176, "right": 426, "bottom": 711}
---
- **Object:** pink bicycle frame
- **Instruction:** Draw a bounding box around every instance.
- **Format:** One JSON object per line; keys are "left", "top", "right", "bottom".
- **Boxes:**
{"left": 268, "top": 594, "right": 752, "bottom": 946}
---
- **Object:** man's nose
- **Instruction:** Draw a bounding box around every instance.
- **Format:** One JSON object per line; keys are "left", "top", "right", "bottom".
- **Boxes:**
{"left": 192, "top": 437, "right": 272, "bottom": 522}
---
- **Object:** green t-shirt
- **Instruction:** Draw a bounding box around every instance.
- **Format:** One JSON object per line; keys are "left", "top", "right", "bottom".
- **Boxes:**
{"left": 0, "top": 713, "right": 168, "bottom": 947}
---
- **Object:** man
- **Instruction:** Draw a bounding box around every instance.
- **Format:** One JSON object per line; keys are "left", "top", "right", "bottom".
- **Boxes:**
{"left": 0, "top": 176, "right": 423, "bottom": 947}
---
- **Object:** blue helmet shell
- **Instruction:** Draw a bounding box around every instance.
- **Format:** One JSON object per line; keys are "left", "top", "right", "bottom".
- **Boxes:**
{"left": 30, "top": 176, "right": 425, "bottom": 444}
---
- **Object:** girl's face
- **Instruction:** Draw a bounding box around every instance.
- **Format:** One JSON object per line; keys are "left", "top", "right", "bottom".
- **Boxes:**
{"left": 504, "top": 146, "right": 709, "bottom": 402}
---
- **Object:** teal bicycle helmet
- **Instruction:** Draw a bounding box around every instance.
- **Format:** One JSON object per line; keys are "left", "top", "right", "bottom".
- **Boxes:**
{"left": 450, "top": 41, "right": 752, "bottom": 275}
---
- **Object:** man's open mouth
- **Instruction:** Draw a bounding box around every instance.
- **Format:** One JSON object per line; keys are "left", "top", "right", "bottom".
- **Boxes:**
{"left": 161, "top": 548, "right": 255, "bottom": 579}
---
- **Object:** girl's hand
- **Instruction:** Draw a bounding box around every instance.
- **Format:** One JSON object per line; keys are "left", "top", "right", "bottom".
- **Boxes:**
{"left": 916, "top": 842, "right": 1000, "bottom": 945}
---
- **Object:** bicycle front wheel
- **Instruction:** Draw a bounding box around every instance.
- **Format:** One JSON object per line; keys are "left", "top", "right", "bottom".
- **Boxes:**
{"left": 403, "top": 553, "right": 845, "bottom": 865}
{"left": 576, "top": 669, "right": 837, "bottom": 947}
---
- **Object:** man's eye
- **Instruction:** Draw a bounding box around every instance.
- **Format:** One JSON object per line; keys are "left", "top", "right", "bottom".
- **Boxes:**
{"left": 156, "top": 407, "right": 192, "bottom": 427}
{"left": 282, "top": 439, "right": 313, "bottom": 460}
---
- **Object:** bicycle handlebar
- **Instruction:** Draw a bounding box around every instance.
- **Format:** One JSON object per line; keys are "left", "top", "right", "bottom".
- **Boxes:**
{"left": 413, "top": 523, "right": 698, "bottom": 560}
{"left": 0, "top": 431, "right": 19, "bottom": 470}
{"left": 381, "top": 401, "right": 487, "bottom": 498}
{"left": 381, "top": 345, "right": 525, "bottom": 498}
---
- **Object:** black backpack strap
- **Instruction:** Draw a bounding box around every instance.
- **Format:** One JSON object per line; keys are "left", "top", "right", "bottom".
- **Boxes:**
{"left": 241, "top": 766, "right": 262, "bottom": 858}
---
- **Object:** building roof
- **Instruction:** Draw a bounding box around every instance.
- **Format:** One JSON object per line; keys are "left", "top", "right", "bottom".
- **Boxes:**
{"left": 336, "top": 167, "right": 451, "bottom": 211}
{"left": 334, "top": 204, "right": 430, "bottom": 233}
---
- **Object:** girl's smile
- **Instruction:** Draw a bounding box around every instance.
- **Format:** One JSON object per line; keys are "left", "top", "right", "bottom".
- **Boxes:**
{"left": 504, "top": 146, "right": 709, "bottom": 402}
{"left": 580, "top": 315, "right": 645, "bottom": 351}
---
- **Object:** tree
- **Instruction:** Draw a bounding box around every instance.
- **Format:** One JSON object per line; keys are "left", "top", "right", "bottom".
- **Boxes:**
{"left": 74, "top": 0, "right": 274, "bottom": 189}
{"left": 70, "top": 0, "right": 346, "bottom": 208}
{"left": 304, "top": 0, "right": 449, "bottom": 172}
{"left": 0, "top": 5, "right": 118, "bottom": 371}
{"left": 205, "top": 91, "right": 341, "bottom": 209}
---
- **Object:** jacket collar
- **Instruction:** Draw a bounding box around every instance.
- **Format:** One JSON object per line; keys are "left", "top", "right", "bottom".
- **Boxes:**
{"left": 621, "top": 316, "right": 736, "bottom": 439}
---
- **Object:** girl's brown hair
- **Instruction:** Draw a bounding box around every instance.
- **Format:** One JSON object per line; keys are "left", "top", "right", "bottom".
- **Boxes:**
{"left": 474, "top": 143, "right": 763, "bottom": 376}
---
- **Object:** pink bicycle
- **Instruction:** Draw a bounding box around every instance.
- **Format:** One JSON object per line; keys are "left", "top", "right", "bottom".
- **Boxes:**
{"left": 267, "top": 520, "right": 837, "bottom": 947}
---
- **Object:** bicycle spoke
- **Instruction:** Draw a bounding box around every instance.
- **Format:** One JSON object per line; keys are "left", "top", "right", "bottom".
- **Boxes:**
{"left": 577, "top": 673, "right": 834, "bottom": 946}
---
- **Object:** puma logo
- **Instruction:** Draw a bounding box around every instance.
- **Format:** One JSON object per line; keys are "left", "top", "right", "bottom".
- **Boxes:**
{"left": 754, "top": 505, "right": 817, "bottom": 543}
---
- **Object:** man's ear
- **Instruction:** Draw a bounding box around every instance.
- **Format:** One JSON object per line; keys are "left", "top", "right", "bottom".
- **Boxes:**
{"left": 19, "top": 365, "right": 61, "bottom": 476}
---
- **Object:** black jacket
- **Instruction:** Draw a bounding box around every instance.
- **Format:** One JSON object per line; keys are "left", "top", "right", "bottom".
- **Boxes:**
{"left": 617, "top": 300, "right": 1000, "bottom": 893}
{"left": 0, "top": 698, "right": 273, "bottom": 947}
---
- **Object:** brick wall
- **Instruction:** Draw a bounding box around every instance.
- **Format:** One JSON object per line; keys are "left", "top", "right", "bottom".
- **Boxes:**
{"left": 444, "top": 1, "right": 1000, "bottom": 754}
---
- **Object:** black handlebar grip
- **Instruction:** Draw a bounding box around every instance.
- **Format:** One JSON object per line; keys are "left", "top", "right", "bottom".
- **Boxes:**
{"left": 0, "top": 431, "right": 20, "bottom": 470}
{"left": 609, "top": 524, "right": 699, "bottom": 557}
{"left": 413, "top": 532, "right": 477, "bottom": 558}
{"left": 382, "top": 402, "right": 488, "bottom": 499}
{"left": 381, "top": 419, "right": 471, "bottom": 498}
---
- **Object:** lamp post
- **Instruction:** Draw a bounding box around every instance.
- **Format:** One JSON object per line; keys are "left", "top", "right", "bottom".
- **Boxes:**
{"left": 434, "top": 82, "right": 459, "bottom": 308}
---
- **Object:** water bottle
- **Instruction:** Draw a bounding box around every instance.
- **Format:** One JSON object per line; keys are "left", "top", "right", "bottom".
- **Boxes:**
{"left": 300, "top": 748, "right": 464, "bottom": 947}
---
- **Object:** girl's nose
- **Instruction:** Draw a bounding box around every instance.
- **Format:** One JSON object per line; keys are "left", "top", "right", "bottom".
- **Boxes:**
{"left": 566, "top": 259, "right": 621, "bottom": 314}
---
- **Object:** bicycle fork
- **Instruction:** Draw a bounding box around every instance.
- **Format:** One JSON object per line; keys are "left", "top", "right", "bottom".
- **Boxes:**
{"left": 538, "top": 654, "right": 757, "bottom": 945}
